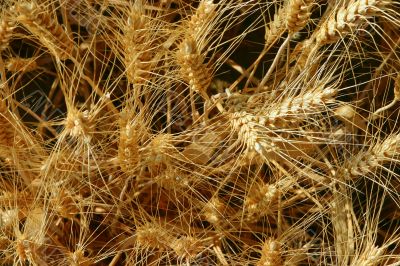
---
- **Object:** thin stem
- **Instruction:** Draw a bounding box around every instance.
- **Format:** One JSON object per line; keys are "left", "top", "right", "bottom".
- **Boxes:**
{"left": 258, "top": 36, "right": 290, "bottom": 91}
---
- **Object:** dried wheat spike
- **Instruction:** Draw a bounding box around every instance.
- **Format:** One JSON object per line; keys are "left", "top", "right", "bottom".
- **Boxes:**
{"left": 170, "top": 236, "right": 204, "bottom": 260}
{"left": 15, "top": 2, "right": 74, "bottom": 60}
{"left": 265, "top": 5, "right": 287, "bottom": 47}
{"left": 123, "top": 1, "right": 154, "bottom": 85}
{"left": 244, "top": 182, "right": 278, "bottom": 222}
{"left": 316, "top": 0, "right": 390, "bottom": 44}
{"left": 229, "top": 111, "right": 276, "bottom": 156}
{"left": 0, "top": 17, "right": 15, "bottom": 52}
{"left": 118, "top": 113, "right": 141, "bottom": 173}
{"left": 188, "top": 0, "right": 216, "bottom": 35}
{"left": 286, "top": 0, "right": 314, "bottom": 33}
{"left": 266, "top": 87, "right": 337, "bottom": 126}
{"left": 64, "top": 109, "right": 94, "bottom": 142}
{"left": 345, "top": 134, "right": 400, "bottom": 178}
{"left": 203, "top": 197, "right": 226, "bottom": 226}
{"left": 135, "top": 223, "right": 173, "bottom": 250}
{"left": 177, "top": 38, "right": 212, "bottom": 98}
{"left": 257, "top": 239, "right": 284, "bottom": 266}
{"left": 6, "top": 57, "right": 38, "bottom": 73}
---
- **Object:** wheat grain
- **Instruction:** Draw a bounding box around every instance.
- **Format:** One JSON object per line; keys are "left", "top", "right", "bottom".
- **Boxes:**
{"left": 15, "top": 2, "right": 74, "bottom": 60}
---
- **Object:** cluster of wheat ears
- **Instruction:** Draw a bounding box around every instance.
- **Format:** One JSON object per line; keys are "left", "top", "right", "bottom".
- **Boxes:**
{"left": 0, "top": 0, "right": 399, "bottom": 265}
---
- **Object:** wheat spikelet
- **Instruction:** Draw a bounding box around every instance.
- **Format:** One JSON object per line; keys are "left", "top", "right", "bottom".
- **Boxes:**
{"left": 135, "top": 223, "right": 173, "bottom": 250}
{"left": 243, "top": 182, "right": 279, "bottom": 222}
{"left": 257, "top": 238, "right": 284, "bottom": 266}
{"left": 266, "top": 86, "right": 337, "bottom": 126}
{"left": 122, "top": 1, "right": 155, "bottom": 85}
{"left": 351, "top": 244, "right": 385, "bottom": 265}
{"left": 169, "top": 236, "right": 204, "bottom": 260}
{"left": 202, "top": 197, "right": 226, "bottom": 227}
{"left": 14, "top": 2, "right": 74, "bottom": 60}
{"left": 316, "top": 0, "right": 391, "bottom": 44}
{"left": 177, "top": 38, "right": 212, "bottom": 99}
{"left": 265, "top": 5, "right": 287, "bottom": 48}
{"left": 0, "top": 17, "right": 15, "bottom": 53}
{"left": 64, "top": 108, "right": 94, "bottom": 142}
{"left": 345, "top": 134, "right": 400, "bottom": 178}
{"left": 286, "top": 0, "right": 314, "bottom": 33}
{"left": 117, "top": 112, "right": 144, "bottom": 173}
{"left": 188, "top": 0, "right": 216, "bottom": 36}
{"left": 6, "top": 57, "right": 38, "bottom": 73}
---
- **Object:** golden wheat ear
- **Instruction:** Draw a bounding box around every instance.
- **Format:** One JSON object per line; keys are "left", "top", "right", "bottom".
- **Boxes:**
{"left": 0, "top": 16, "right": 15, "bottom": 53}
{"left": 121, "top": 1, "right": 157, "bottom": 86}
{"left": 316, "top": 0, "right": 391, "bottom": 45}
{"left": 14, "top": 2, "right": 74, "bottom": 60}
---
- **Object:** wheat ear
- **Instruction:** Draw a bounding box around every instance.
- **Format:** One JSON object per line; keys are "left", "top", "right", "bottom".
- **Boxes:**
{"left": 265, "top": 5, "right": 287, "bottom": 48}
{"left": 229, "top": 111, "right": 276, "bottom": 157}
{"left": 257, "top": 238, "right": 284, "bottom": 266}
{"left": 286, "top": 0, "right": 314, "bottom": 33}
{"left": 176, "top": 0, "right": 216, "bottom": 101}
{"left": 243, "top": 182, "right": 278, "bottom": 222}
{"left": 266, "top": 86, "right": 337, "bottom": 126}
{"left": 6, "top": 57, "right": 38, "bottom": 73}
{"left": 316, "top": 0, "right": 391, "bottom": 44}
{"left": 122, "top": 1, "right": 155, "bottom": 85}
{"left": 345, "top": 134, "right": 400, "bottom": 178}
{"left": 177, "top": 38, "right": 212, "bottom": 100}
{"left": 0, "top": 17, "right": 15, "bottom": 53}
{"left": 15, "top": 2, "right": 74, "bottom": 60}
{"left": 188, "top": 0, "right": 216, "bottom": 35}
